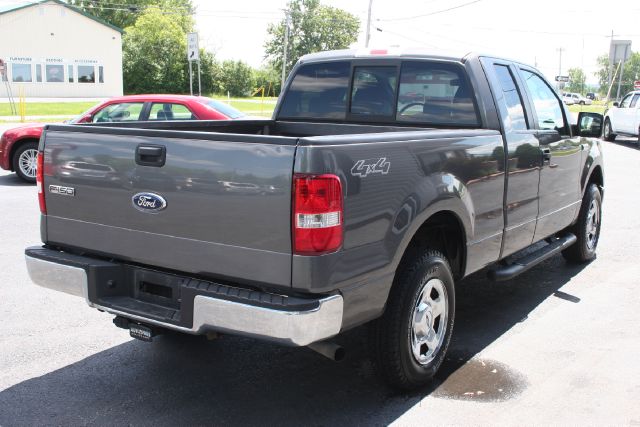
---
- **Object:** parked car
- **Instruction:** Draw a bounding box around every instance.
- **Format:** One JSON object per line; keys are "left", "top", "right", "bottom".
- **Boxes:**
{"left": 563, "top": 92, "right": 592, "bottom": 105}
{"left": 25, "top": 49, "right": 604, "bottom": 391}
{"left": 0, "top": 95, "right": 249, "bottom": 182}
{"left": 603, "top": 90, "right": 640, "bottom": 143}
{"left": 561, "top": 93, "right": 575, "bottom": 105}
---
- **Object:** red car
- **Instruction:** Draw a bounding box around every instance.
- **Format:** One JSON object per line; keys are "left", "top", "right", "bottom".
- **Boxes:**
{"left": 0, "top": 95, "right": 248, "bottom": 182}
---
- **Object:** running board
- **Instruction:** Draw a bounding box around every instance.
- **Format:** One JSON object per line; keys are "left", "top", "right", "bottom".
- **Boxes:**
{"left": 488, "top": 234, "right": 577, "bottom": 281}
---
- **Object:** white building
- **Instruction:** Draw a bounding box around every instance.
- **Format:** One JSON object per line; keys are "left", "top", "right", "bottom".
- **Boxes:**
{"left": 0, "top": 0, "right": 123, "bottom": 98}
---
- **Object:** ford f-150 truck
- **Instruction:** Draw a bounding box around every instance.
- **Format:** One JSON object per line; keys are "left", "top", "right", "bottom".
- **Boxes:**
{"left": 25, "top": 49, "right": 604, "bottom": 390}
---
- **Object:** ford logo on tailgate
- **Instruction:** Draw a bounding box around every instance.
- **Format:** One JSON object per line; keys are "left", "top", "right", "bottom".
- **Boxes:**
{"left": 132, "top": 192, "right": 167, "bottom": 213}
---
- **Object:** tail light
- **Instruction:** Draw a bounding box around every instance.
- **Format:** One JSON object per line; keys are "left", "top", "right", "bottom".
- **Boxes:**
{"left": 36, "top": 152, "right": 46, "bottom": 214}
{"left": 293, "top": 174, "right": 343, "bottom": 255}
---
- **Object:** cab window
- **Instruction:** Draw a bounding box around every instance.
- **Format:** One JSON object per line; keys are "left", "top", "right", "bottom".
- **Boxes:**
{"left": 520, "top": 70, "right": 569, "bottom": 135}
{"left": 92, "top": 102, "right": 145, "bottom": 122}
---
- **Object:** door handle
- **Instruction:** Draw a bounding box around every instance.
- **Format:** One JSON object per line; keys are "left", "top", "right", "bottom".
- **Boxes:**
{"left": 541, "top": 147, "right": 552, "bottom": 163}
{"left": 135, "top": 144, "right": 166, "bottom": 167}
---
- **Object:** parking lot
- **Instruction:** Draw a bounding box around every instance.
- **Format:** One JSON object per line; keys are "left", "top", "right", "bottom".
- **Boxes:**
{"left": 0, "top": 133, "right": 639, "bottom": 425}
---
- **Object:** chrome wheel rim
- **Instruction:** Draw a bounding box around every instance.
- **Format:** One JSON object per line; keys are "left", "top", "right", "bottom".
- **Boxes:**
{"left": 604, "top": 121, "right": 611, "bottom": 138}
{"left": 586, "top": 198, "right": 600, "bottom": 250}
{"left": 18, "top": 148, "right": 38, "bottom": 179}
{"left": 410, "top": 278, "right": 448, "bottom": 365}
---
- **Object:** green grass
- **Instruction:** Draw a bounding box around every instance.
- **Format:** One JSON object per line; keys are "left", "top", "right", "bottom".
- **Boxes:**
{"left": 0, "top": 97, "right": 276, "bottom": 122}
{"left": 0, "top": 102, "right": 96, "bottom": 117}
{"left": 568, "top": 100, "right": 607, "bottom": 115}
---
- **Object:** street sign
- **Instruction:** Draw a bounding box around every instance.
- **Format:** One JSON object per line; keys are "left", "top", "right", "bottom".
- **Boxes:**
{"left": 610, "top": 40, "right": 632, "bottom": 64}
{"left": 634, "top": 80, "right": 640, "bottom": 90}
{"left": 187, "top": 32, "right": 199, "bottom": 61}
{"left": 555, "top": 75, "right": 569, "bottom": 82}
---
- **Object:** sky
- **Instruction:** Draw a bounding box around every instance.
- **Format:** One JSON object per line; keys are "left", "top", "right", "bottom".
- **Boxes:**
{"left": 192, "top": 0, "right": 640, "bottom": 86}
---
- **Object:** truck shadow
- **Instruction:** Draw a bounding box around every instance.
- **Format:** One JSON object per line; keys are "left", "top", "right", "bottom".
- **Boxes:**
{"left": 0, "top": 173, "right": 33, "bottom": 187}
{"left": 0, "top": 255, "right": 588, "bottom": 425}
{"left": 607, "top": 137, "right": 639, "bottom": 150}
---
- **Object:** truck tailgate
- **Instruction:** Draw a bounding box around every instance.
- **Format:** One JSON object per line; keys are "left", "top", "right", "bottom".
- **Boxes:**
{"left": 41, "top": 127, "right": 297, "bottom": 287}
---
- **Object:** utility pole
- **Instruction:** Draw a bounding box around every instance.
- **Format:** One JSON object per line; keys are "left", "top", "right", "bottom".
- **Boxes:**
{"left": 608, "top": 30, "right": 614, "bottom": 91}
{"left": 557, "top": 47, "right": 564, "bottom": 76}
{"left": 365, "top": 0, "right": 373, "bottom": 47}
{"left": 557, "top": 47, "right": 564, "bottom": 91}
{"left": 281, "top": 9, "right": 291, "bottom": 91}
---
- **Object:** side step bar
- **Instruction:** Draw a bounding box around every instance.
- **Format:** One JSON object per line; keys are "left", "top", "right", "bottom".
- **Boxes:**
{"left": 488, "top": 233, "right": 577, "bottom": 281}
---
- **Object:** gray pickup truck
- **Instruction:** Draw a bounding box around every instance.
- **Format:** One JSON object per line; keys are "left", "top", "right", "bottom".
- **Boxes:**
{"left": 25, "top": 49, "right": 604, "bottom": 390}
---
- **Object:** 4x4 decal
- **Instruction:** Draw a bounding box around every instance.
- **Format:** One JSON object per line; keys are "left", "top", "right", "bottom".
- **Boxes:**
{"left": 350, "top": 157, "right": 391, "bottom": 177}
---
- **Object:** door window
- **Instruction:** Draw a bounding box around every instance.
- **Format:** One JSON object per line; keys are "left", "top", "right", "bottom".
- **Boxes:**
{"left": 520, "top": 70, "right": 568, "bottom": 135}
{"left": 630, "top": 94, "right": 640, "bottom": 108}
{"left": 492, "top": 64, "right": 528, "bottom": 130}
{"left": 92, "top": 103, "right": 145, "bottom": 122}
{"left": 149, "top": 103, "right": 195, "bottom": 120}
{"left": 620, "top": 94, "right": 633, "bottom": 108}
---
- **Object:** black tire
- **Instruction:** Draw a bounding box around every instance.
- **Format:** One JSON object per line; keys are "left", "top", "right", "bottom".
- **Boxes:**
{"left": 370, "top": 248, "right": 455, "bottom": 390}
{"left": 603, "top": 118, "right": 616, "bottom": 142}
{"left": 562, "top": 183, "right": 602, "bottom": 263}
{"left": 12, "top": 141, "right": 38, "bottom": 183}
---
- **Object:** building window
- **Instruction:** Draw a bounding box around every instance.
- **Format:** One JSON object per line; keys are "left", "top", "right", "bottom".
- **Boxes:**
{"left": 12, "top": 63, "right": 32, "bottom": 82}
{"left": 36, "top": 64, "right": 43, "bottom": 82}
{"left": 98, "top": 66, "right": 104, "bottom": 83}
{"left": 46, "top": 64, "right": 64, "bottom": 82}
{"left": 78, "top": 65, "right": 95, "bottom": 83}
{"left": 68, "top": 65, "right": 74, "bottom": 83}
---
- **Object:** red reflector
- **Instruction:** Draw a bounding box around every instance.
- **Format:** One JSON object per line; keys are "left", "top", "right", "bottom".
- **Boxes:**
{"left": 36, "top": 152, "right": 46, "bottom": 214}
{"left": 370, "top": 49, "right": 388, "bottom": 55}
{"left": 293, "top": 174, "right": 343, "bottom": 255}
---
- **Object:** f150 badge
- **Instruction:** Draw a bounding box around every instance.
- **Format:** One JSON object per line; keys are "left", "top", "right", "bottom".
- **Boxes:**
{"left": 48, "top": 185, "right": 75, "bottom": 196}
{"left": 350, "top": 157, "right": 391, "bottom": 177}
{"left": 132, "top": 192, "right": 167, "bottom": 213}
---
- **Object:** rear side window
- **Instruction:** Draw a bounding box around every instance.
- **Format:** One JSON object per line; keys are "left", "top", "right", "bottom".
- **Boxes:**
{"left": 396, "top": 61, "right": 479, "bottom": 126}
{"left": 149, "top": 103, "right": 195, "bottom": 120}
{"left": 631, "top": 94, "right": 640, "bottom": 108}
{"left": 493, "top": 64, "right": 528, "bottom": 130}
{"left": 279, "top": 61, "right": 350, "bottom": 120}
{"left": 520, "top": 70, "right": 568, "bottom": 134}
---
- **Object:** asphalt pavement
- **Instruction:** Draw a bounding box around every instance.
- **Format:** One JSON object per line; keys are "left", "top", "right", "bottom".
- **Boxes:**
{"left": 0, "top": 134, "right": 639, "bottom": 425}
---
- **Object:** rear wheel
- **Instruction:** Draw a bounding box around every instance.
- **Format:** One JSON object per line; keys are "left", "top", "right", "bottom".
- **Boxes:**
{"left": 603, "top": 118, "right": 616, "bottom": 142}
{"left": 12, "top": 141, "right": 38, "bottom": 183}
{"left": 562, "top": 183, "right": 602, "bottom": 263}
{"left": 371, "top": 248, "right": 455, "bottom": 390}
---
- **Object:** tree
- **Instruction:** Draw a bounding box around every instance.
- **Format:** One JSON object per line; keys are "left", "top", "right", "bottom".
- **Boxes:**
{"left": 198, "top": 50, "right": 222, "bottom": 95}
{"left": 253, "top": 66, "right": 281, "bottom": 97}
{"left": 264, "top": 0, "right": 360, "bottom": 81}
{"left": 218, "top": 60, "right": 256, "bottom": 97}
{"left": 595, "top": 52, "right": 640, "bottom": 98}
{"left": 67, "top": 0, "right": 194, "bottom": 31}
{"left": 565, "top": 68, "right": 586, "bottom": 94}
{"left": 122, "top": 6, "right": 189, "bottom": 93}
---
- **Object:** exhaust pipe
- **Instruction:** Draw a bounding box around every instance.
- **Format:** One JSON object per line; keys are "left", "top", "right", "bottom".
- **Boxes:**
{"left": 307, "top": 341, "right": 345, "bottom": 362}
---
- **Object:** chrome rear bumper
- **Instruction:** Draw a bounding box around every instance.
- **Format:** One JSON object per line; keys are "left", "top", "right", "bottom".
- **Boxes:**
{"left": 25, "top": 249, "right": 343, "bottom": 346}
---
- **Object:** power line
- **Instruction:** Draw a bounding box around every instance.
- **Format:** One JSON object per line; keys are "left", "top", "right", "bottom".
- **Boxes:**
{"left": 378, "top": 0, "right": 483, "bottom": 22}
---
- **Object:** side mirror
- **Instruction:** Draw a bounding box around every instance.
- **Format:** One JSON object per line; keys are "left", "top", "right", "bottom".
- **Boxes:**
{"left": 576, "top": 112, "right": 603, "bottom": 137}
{"left": 612, "top": 101, "right": 619, "bottom": 107}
